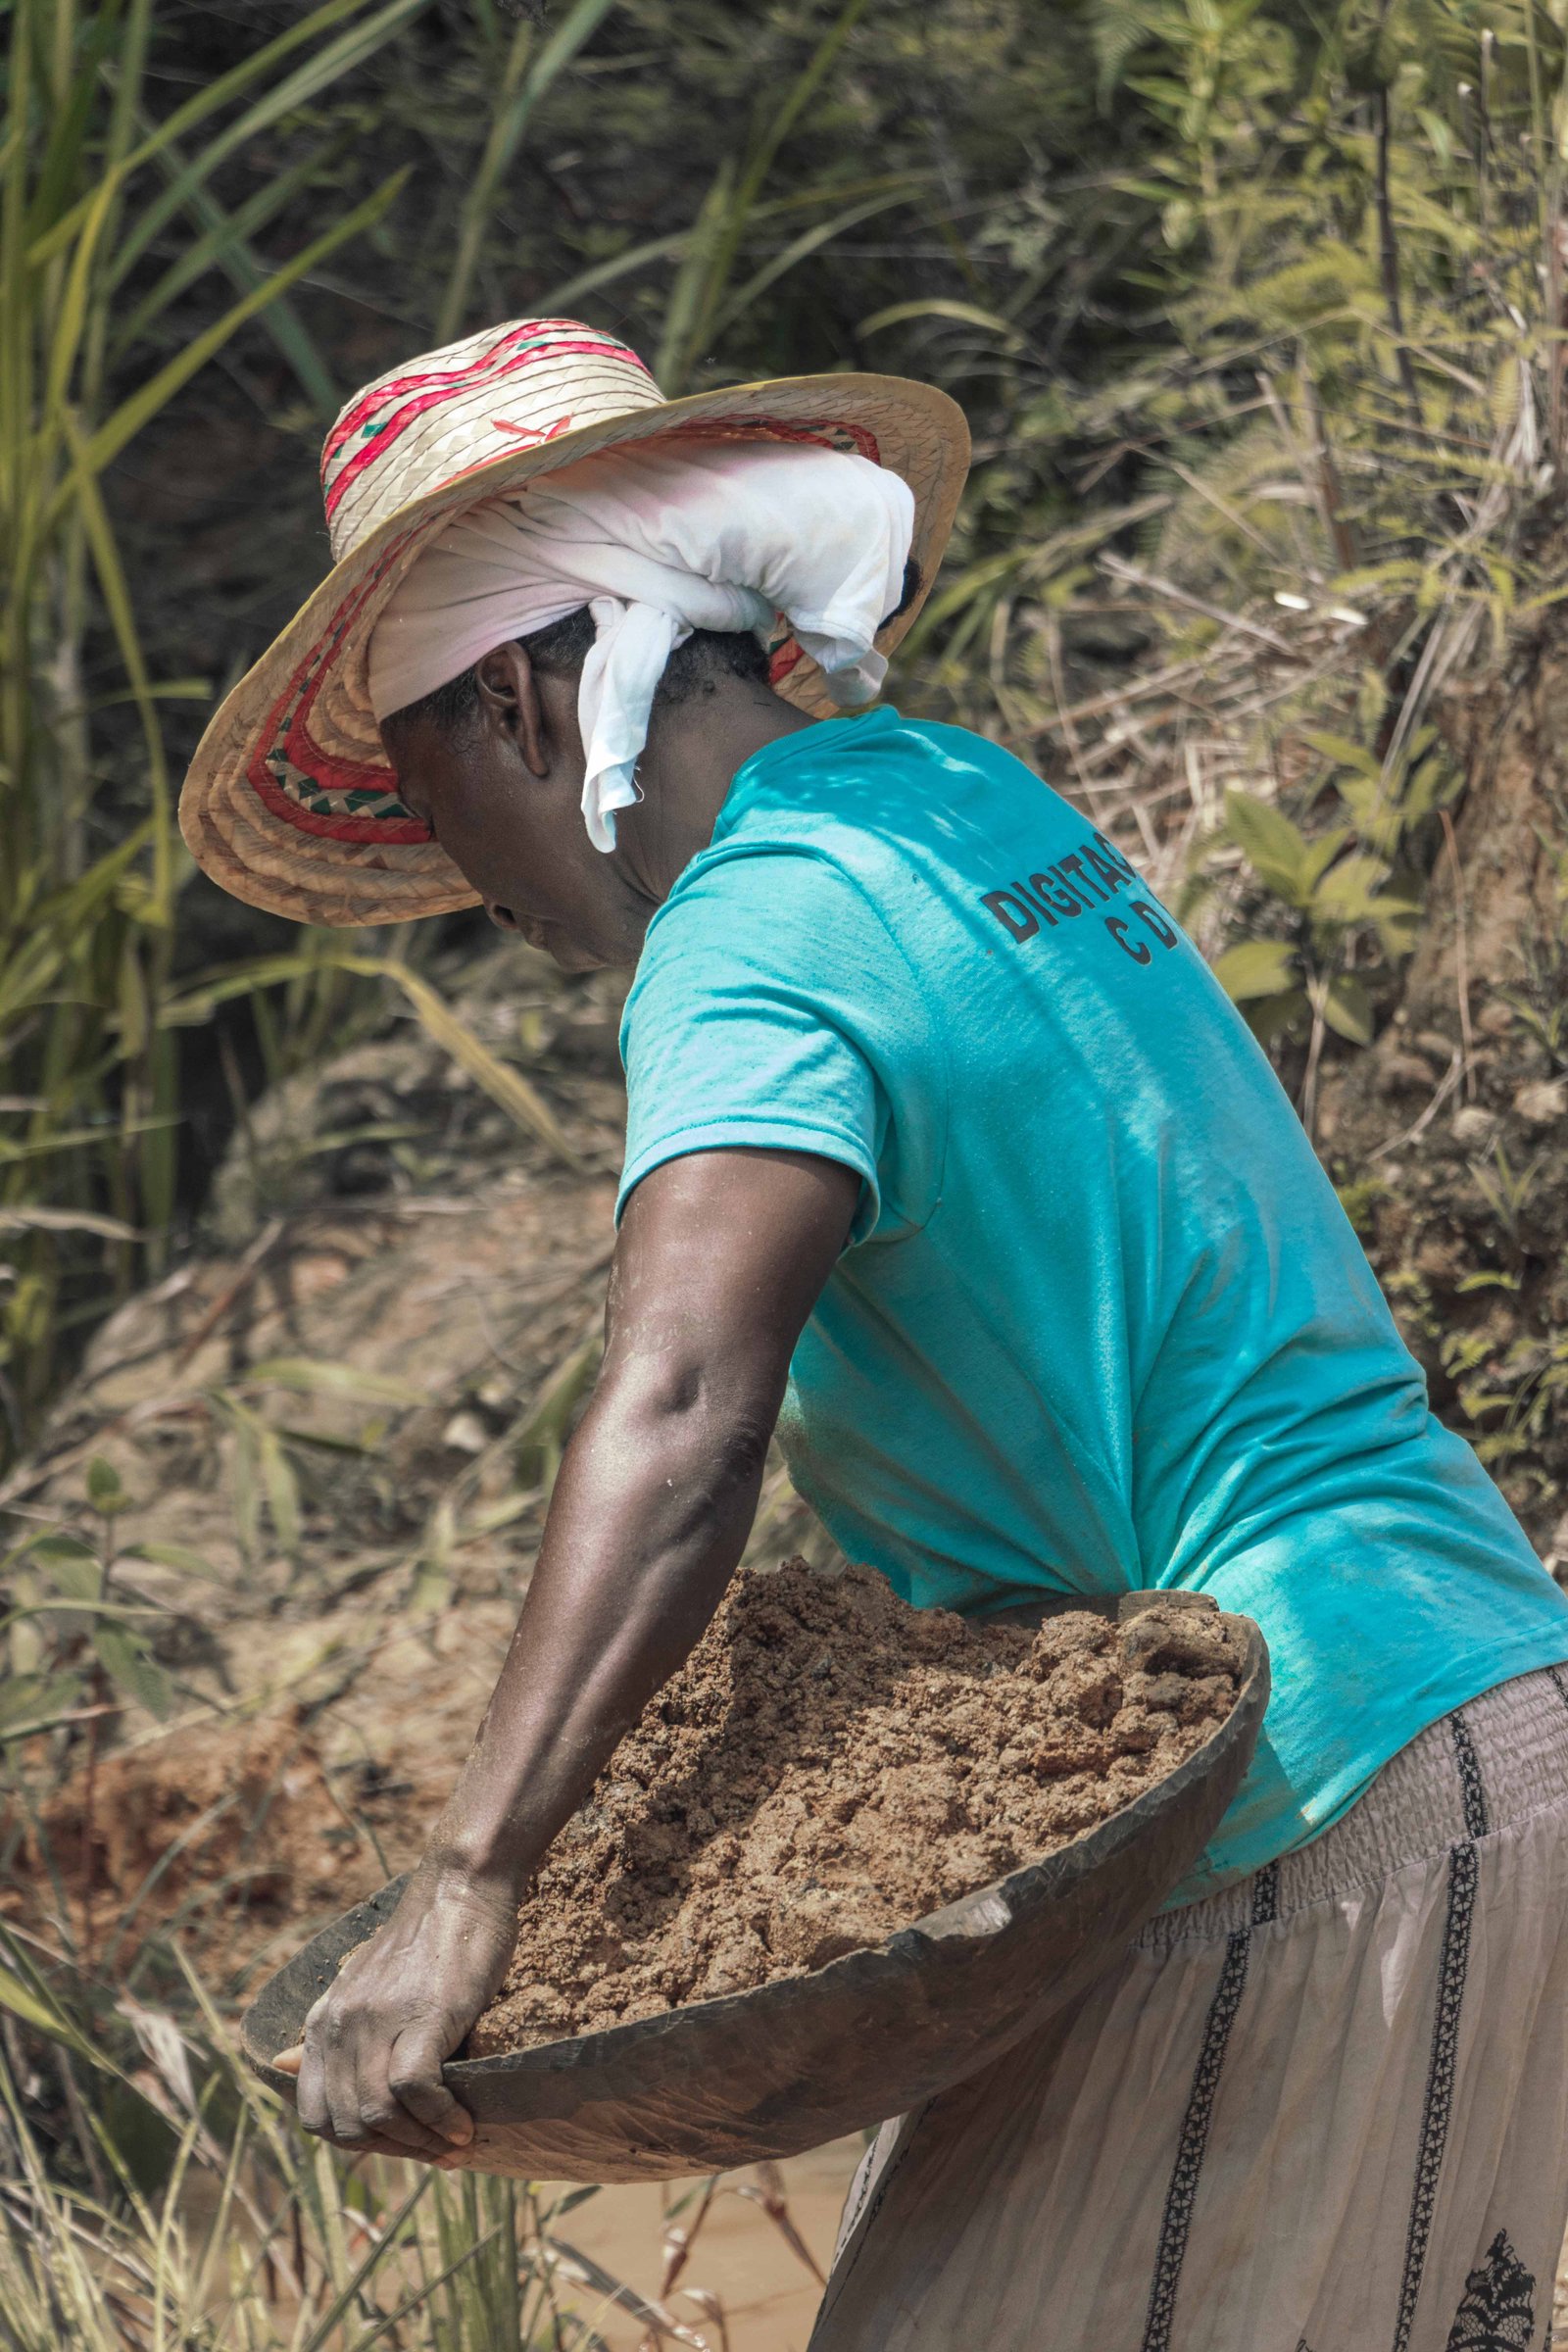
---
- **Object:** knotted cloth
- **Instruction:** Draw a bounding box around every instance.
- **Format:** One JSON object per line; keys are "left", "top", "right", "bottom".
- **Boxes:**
{"left": 367, "top": 439, "right": 915, "bottom": 850}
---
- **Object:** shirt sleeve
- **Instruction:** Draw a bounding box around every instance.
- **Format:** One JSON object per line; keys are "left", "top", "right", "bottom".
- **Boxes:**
{"left": 617, "top": 847, "right": 906, "bottom": 1243}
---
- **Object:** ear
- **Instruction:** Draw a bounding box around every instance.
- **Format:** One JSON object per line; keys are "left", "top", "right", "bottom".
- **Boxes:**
{"left": 474, "top": 641, "right": 549, "bottom": 779}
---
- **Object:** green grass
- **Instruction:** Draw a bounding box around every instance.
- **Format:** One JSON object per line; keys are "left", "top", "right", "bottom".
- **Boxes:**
{"left": 0, "top": 0, "right": 431, "bottom": 1464}
{"left": 0, "top": 1930, "right": 614, "bottom": 2349}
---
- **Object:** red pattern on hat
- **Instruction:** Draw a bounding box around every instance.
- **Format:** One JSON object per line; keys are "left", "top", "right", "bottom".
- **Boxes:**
{"left": 246, "top": 539, "right": 432, "bottom": 841}
{"left": 321, "top": 325, "right": 649, "bottom": 524}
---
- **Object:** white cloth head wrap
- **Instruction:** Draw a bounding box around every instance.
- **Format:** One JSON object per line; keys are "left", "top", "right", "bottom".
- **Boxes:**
{"left": 368, "top": 439, "right": 914, "bottom": 850}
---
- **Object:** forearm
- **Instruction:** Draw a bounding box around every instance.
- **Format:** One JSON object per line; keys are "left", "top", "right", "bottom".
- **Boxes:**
{"left": 422, "top": 1360, "right": 773, "bottom": 1901}
{"left": 286, "top": 1150, "right": 858, "bottom": 2153}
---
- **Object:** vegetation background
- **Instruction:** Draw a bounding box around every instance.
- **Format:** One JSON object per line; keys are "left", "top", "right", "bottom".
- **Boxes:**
{"left": 4, "top": 0, "right": 1568, "bottom": 2342}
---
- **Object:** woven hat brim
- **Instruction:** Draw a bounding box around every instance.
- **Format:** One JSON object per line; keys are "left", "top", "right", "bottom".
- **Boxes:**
{"left": 179, "top": 371, "right": 970, "bottom": 928}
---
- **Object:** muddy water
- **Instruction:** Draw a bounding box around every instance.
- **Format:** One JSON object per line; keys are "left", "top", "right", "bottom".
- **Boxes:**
{"left": 546, "top": 2138, "right": 861, "bottom": 2351}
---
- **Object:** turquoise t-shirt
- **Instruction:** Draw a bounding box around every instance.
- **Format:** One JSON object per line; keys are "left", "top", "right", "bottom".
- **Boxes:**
{"left": 616, "top": 707, "right": 1568, "bottom": 1898}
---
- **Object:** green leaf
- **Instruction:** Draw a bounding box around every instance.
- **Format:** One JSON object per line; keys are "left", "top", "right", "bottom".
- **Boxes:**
{"left": 1319, "top": 973, "right": 1375, "bottom": 1046}
{"left": 226, "top": 1413, "right": 263, "bottom": 1568}
{"left": 272, "top": 1425, "right": 383, "bottom": 1457}
{"left": 410, "top": 1498, "right": 455, "bottom": 1616}
{"left": 29, "top": 0, "right": 391, "bottom": 267}
{"left": 1297, "top": 828, "right": 1353, "bottom": 896}
{"left": 91, "top": 1621, "right": 173, "bottom": 1720}
{"left": 61, "top": 171, "right": 411, "bottom": 504}
{"left": 715, "top": 187, "right": 918, "bottom": 342}
{"left": 118, "top": 138, "right": 348, "bottom": 414}
{"left": 1402, "top": 753, "right": 1458, "bottom": 826}
{"left": 1333, "top": 771, "right": 1401, "bottom": 856}
{"left": 86, "top": 1455, "right": 126, "bottom": 1512}
{"left": 0, "top": 1949, "right": 114, "bottom": 2068}
{"left": 1298, "top": 728, "right": 1382, "bottom": 779}
{"left": 32, "top": 1546, "right": 101, "bottom": 1603}
{"left": 437, "top": 0, "right": 623, "bottom": 342}
{"left": 1370, "top": 898, "right": 1423, "bottom": 958}
{"left": 1490, "top": 353, "right": 1520, "bottom": 434}
{"left": 1212, "top": 937, "right": 1298, "bottom": 1002}
{"left": 21, "top": 1532, "right": 98, "bottom": 1567}
{"left": 1311, "top": 854, "right": 1393, "bottom": 925}
{"left": 239, "top": 1357, "right": 427, "bottom": 1405}
{"left": 1243, "top": 988, "right": 1310, "bottom": 1049}
{"left": 2, "top": 1599, "right": 164, "bottom": 1627}
{"left": 1223, "top": 791, "right": 1312, "bottom": 903}
{"left": 126, "top": 1541, "right": 225, "bottom": 1579}
{"left": 513, "top": 1336, "right": 602, "bottom": 1491}
{"left": 107, "top": 0, "right": 430, "bottom": 288}
{"left": 0, "top": 1670, "right": 85, "bottom": 1740}
{"left": 859, "top": 297, "right": 1019, "bottom": 340}
{"left": 257, "top": 1426, "right": 302, "bottom": 1558}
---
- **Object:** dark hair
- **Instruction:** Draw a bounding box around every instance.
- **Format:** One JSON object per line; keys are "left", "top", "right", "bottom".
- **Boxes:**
{"left": 385, "top": 555, "right": 922, "bottom": 736}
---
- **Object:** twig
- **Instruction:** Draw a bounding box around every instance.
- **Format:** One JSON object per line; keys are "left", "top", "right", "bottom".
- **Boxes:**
{"left": 736, "top": 2162, "right": 828, "bottom": 2285}
{"left": 1440, "top": 808, "right": 1477, "bottom": 1097}
{"left": 1098, "top": 554, "right": 1296, "bottom": 654}
{"left": 1026, "top": 653, "right": 1218, "bottom": 735}
{"left": 1042, "top": 612, "right": 1099, "bottom": 807}
{"left": 58, "top": 2049, "right": 112, "bottom": 2208}
{"left": 1160, "top": 451, "right": 1280, "bottom": 560}
{"left": 0, "top": 1394, "right": 207, "bottom": 1514}
{"left": 76, "top": 1672, "right": 104, "bottom": 1972}
{"left": 1370, "top": 1044, "right": 1465, "bottom": 1161}
{"left": 172, "top": 1216, "right": 285, "bottom": 1372}
{"left": 1298, "top": 358, "right": 1360, "bottom": 573}
{"left": 677, "top": 2291, "right": 731, "bottom": 2352}
{"left": 1298, "top": 990, "right": 1328, "bottom": 1142}
{"left": 660, "top": 2177, "right": 718, "bottom": 2299}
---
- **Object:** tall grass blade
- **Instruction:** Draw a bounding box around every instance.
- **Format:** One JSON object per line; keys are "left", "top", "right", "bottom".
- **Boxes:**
{"left": 437, "top": 0, "right": 621, "bottom": 341}
{"left": 66, "top": 169, "right": 411, "bottom": 497}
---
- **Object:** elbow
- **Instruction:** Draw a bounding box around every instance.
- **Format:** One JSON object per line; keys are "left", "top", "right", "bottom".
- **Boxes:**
{"left": 593, "top": 1351, "right": 779, "bottom": 1507}
{"left": 701, "top": 1401, "right": 775, "bottom": 1494}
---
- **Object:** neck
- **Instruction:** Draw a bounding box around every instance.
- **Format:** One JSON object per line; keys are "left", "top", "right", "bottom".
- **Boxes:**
{"left": 611, "top": 680, "right": 813, "bottom": 906}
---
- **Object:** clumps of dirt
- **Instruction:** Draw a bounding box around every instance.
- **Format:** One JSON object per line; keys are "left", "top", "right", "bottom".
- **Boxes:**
{"left": 6, "top": 1706, "right": 440, "bottom": 1983}
{"left": 470, "top": 1561, "right": 1243, "bottom": 2057}
{"left": 27, "top": 1711, "right": 322, "bottom": 1916}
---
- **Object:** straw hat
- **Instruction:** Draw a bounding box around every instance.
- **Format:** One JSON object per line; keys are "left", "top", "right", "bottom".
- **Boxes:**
{"left": 178, "top": 318, "right": 970, "bottom": 927}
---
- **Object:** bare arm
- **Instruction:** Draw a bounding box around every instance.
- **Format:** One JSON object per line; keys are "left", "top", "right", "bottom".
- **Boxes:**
{"left": 282, "top": 1146, "right": 860, "bottom": 2158}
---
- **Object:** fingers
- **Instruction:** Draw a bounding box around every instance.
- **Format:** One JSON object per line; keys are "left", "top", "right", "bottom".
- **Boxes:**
{"left": 388, "top": 2028, "right": 475, "bottom": 2148}
{"left": 294, "top": 1993, "right": 347, "bottom": 2143}
{"left": 292, "top": 1996, "right": 468, "bottom": 2163}
{"left": 271, "top": 2044, "right": 303, "bottom": 2076}
{"left": 347, "top": 2070, "right": 457, "bottom": 2164}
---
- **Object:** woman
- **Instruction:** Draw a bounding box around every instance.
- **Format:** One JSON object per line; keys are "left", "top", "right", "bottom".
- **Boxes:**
{"left": 182, "top": 318, "right": 1568, "bottom": 2350}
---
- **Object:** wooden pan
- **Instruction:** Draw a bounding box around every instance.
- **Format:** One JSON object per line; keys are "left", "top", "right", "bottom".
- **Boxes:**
{"left": 241, "top": 1592, "right": 1267, "bottom": 2181}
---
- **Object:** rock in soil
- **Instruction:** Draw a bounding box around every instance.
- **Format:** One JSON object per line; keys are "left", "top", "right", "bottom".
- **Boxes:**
{"left": 469, "top": 1561, "right": 1243, "bottom": 2056}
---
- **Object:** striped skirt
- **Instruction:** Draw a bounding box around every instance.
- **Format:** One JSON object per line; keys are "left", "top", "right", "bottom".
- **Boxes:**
{"left": 811, "top": 1665, "right": 1568, "bottom": 2352}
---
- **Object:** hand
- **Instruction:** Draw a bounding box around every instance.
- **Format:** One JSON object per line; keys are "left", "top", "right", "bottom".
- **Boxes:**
{"left": 272, "top": 1863, "right": 518, "bottom": 2163}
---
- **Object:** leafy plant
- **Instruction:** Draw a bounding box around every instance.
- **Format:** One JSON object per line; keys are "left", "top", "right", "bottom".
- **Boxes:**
{"left": 1200, "top": 722, "right": 1458, "bottom": 1017}
{"left": 0, "top": 1465, "right": 198, "bottom": 1747}
{"left": 1194, "top": 747, "right": 1433, "bottom": 1126}
{"left": 863, "top": 0, "right": 1568, "bottom": 1121}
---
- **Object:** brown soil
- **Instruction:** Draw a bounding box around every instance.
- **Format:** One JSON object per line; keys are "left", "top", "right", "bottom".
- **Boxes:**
{"left": 470, "top": 1562, "right": 1242, "bottom": 2057}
